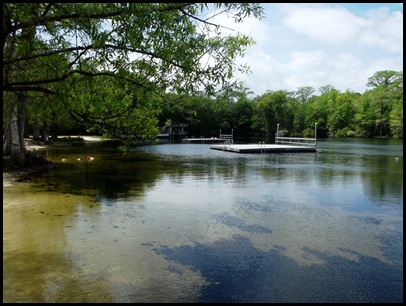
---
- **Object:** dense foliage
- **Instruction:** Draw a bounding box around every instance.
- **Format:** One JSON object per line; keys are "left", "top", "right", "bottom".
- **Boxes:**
{"left": 157, "top": 71, "right": 402, "bottom": 140}
{"left": 3, "top": 3, "right": 264, "bottom": 159}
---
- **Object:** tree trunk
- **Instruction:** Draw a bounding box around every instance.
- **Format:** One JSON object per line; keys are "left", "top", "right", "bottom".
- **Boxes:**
{"left": 41, "top": 120, "right": 49, "bottom": 142}
{"left": 51, "top": 112, "right": 58, "bottom": 140}
{"left": 17, "top": 91, "right": 27, "bottom": 150}
{"left": 3, "top": 95, "right": 26, "bottom": 158}
{"left": 51, "top": 124, "right": 58, "bottom": 140}
{"left": 10, "top": 111, "right": 25, "bottom": 165}
{"left": 3, "top": 8, "right": 33, "bottom": 159}
{"left": 3, "top": 102, "right": 12, "bottom": 155}
{"left": 23, "top": 120, "right": 30, "bottom": 138}
{"left": 3, "top": 120, "right": 12, "bottom": 156}
{"left": 33, "top": 117, "right": 40, "bottom": 140}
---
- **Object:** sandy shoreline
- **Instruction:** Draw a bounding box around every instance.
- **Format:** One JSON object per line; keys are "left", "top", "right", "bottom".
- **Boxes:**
{"left": 24, "top": 135, "right": 112, "bottom": 150}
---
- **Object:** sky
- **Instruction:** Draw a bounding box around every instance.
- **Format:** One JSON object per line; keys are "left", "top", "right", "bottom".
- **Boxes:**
{"left": 213, "top": 3, "right": 403, "bottom": 96}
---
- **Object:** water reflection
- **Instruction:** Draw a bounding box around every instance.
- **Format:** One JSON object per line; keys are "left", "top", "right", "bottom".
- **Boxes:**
{"left": 3, "top": 138, "right": 403, "bottom": 302}
{"left": 34, "top": 140, "right": 403, "bottom": 208}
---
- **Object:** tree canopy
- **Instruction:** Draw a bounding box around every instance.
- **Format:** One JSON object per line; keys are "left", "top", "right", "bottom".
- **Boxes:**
{"left": 3, "top": 3, "right": 264, "bottom": 95}
{"left": 3, "top": 3, "right": 265, "bottom": 158}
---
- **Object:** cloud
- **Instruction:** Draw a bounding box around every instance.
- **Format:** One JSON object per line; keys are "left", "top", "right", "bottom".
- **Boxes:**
{"left": 360, "top": 8, "right": 403, "bottom": 53}
{"left": 282, "top": 5, "right": 365, "bottom": 45}
{"left": 225, "top": 3, "right": 403, "bottom": 95}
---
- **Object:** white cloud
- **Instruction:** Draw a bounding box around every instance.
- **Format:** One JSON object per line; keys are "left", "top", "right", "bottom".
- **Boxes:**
{"left": 359, "top": 9, "right": 403, "bottom": 53}
{"left": 218, "top": 3, "right": 403, "bottom": 96}
{"left": 282, "top": 5, "right": 366, "bottom": 45}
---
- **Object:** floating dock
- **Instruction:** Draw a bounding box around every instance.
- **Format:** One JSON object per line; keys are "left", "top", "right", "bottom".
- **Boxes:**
{"left": 210, "top": 124, "right": 318, "bottom": 154}
{"left": 210, "top": 144, "right": 316, "bottom": 153}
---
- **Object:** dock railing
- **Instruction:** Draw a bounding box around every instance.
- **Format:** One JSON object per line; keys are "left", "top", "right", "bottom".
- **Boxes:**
{"left": 275, "top": 123, "right": 317, "bottom": 149}
{"left": 275, "top": 136, "right": 316, "bottom": 148}
{"left": 219, "top": 129, "right": 234, "bottom": 144}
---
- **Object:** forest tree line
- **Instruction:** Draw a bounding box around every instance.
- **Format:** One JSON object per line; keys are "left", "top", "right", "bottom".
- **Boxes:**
{"left": 15, "top": 69, "right": 404, "bottom": 141}
{"left": 159, "top": 69, "right": 403, "bottom": 140}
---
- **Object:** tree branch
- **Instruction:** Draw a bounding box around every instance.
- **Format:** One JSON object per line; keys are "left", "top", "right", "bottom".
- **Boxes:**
{"left": 10, "top": 10, "right": 126, "bottom": 34}
{"left": 4, "top": 69, "right": 152, "bottom": 94}
{"left": 3, "top": 45, "right": 93, "bottom": 66}
{"left": 40, "top": 3, "right": 54, "bottom": 18}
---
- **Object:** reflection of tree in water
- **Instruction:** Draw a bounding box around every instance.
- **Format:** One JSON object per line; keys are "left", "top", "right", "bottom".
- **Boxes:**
{"left": 164, "top": 157, "right": 250, "bottom": 183}
{"left": 31, "top": 148, "right": 253, "bottom": 201}
{"left": 362, "top": 155, "right": 403, "bottom": 206}
{"left": 32, "top": 152, "right": 167, "bottom": 201}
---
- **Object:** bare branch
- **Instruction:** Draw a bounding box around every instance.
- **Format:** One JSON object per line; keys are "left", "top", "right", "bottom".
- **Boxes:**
{"left": 179, "top": 8, "right": 235, "bottom": 32}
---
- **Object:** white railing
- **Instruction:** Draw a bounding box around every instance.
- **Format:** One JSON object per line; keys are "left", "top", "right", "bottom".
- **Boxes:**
{"left": 275, "top": 123, "right": 317, "bottom": 149}
{"left": 275, "top": 136, "right": 316, "bottom": 148}
{"left": 220, "top": 134, "right": 233, "bottom": 140}
{"left": 219, "top": 129, "right": 234, "bottom": 144}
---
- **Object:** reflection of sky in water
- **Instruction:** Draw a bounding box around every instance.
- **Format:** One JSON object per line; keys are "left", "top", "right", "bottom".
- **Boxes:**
{"left": 116, "top": 173, "right": 400, "bottom": 266}
{"left": 3, "top": 139, "right": 403, "bottom": 302}
{"left": 72, "top": 141, "right": 402, "bottom": 302}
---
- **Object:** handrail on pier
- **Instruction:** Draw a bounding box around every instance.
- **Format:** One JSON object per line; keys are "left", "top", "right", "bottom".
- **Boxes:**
{"left": 275, "top": 136, "right": 316, "bottom": 147}
{"left": 219, "top": 129, "right": 234, "bottom": 144}
{"left": 275, "top": 123, "right": 317, "bottom": 149}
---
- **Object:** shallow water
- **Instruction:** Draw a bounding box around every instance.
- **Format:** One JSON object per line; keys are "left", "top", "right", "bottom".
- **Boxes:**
{"left": 3, "top": 138, "right": 403, "bottom": 303}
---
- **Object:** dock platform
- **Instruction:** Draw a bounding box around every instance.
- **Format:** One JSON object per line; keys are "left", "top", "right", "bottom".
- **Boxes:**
{"left": 210, "top": 144, "right": 317, "bottom": 153}
{"left": 210, "top": 123, "right": 318, "bottom": 154}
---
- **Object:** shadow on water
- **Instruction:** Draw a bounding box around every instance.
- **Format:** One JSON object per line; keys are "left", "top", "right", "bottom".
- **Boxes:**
{"left": 151, "top": 234, "right": 403, "bottom": 303}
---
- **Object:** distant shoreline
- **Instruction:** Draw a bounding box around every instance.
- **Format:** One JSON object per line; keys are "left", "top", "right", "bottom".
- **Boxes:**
{"left": 24, "top": 135, "right": 121, "bottom": 151}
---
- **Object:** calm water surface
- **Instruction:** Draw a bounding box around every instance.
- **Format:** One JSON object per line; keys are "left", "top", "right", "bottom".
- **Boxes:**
{"left": 3, "top": 138, "right": 403, "bottom": 303}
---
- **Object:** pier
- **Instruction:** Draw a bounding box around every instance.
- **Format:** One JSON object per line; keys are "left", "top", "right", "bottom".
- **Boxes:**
{"left": 182, "top": 129, "right": 234, "bottom": 144}
{"left": 182, "top": 137, "right": 228, "bottom": 144}
{"left": 210, "top": 123, "right": 318, "bottom": 154}
{"left": 210, "top": 143, "right": 317, "bottom": 153}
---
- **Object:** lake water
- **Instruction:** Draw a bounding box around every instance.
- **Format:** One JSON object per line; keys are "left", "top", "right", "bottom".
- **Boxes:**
{"left": 3, "top": 138, "right": 403, "bottom": 303}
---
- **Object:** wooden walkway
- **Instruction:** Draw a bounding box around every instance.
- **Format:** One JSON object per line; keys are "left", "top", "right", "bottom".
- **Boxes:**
{"left": 210, "top": 143, "right": 316, "bottom": 153}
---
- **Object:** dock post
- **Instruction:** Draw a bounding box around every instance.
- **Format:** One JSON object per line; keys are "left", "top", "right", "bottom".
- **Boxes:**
{"left": 314, "top": 123, "right": 318, "bottom": 149}
{"left": 276, "top": 123, "right": 279, "bottom": 137}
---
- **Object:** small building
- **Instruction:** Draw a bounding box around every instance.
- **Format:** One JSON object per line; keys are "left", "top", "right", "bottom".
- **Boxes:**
{"left": 158, "top": 123, "right": 188, "bottom": 143}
